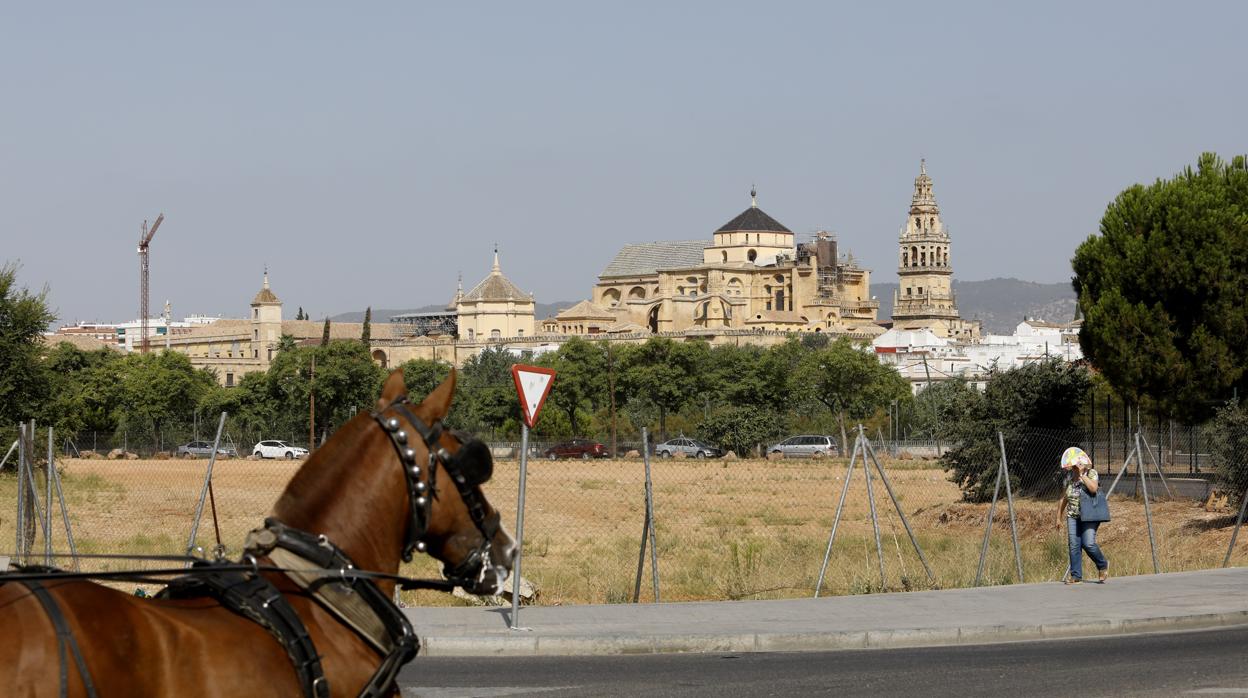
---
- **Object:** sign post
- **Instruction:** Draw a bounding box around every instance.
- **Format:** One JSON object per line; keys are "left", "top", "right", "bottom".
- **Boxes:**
{"left": 508, "top": 364, "right": 555, "bottom": 631}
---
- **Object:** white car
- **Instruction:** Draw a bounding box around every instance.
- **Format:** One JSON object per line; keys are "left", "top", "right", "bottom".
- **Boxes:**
{"left": 252, "top": 440, "right": 309, "bottom": 459}
{"left": 766, "top": 435, "right": 839, "bottom": 458}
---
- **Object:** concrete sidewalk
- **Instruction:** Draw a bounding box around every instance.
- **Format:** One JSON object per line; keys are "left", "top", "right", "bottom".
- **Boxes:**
{"left": 406, "top": 567, "right": 1248, "bottom": 656}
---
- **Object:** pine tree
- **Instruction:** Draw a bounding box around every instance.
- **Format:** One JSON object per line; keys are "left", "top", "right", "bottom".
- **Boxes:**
{"left": 361, "top": 307, "right": 372, "bottom": 346}
{"left": 321, "top": 318, "right": 331, "bottom": 347}
{"left": 296, "top": 307, "right": 305, "bottom": 321}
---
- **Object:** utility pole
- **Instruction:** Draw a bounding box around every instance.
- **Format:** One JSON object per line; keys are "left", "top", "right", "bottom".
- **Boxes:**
{"left": 922, "top": 354, "right": 943, "bottom": 456}
{"left": 308, "top": 355, "right": 316, "bottom": 453}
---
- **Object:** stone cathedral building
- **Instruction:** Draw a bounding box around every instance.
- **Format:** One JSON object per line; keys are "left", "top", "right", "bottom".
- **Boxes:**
{"left": 889, "top": 161, "right": 980, "bottom": 340}
{"left": 550, "top": 190, "right": 882, "bottom": 337}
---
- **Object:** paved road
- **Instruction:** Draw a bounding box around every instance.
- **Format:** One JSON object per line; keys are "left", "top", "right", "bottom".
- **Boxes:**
{"left": 398, "top": 624, "right": 1248, "bottom": 697}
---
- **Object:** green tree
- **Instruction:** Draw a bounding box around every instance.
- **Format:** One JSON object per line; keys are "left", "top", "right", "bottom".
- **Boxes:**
{"left": 397, "top": 358, "right": 451, "bottom": 402}
{"left": 911, "top": 378, "right": 981, "bottom": 442}
{"left": 536, "top": 337, "right": 605, "bottom": 435}
{"left": 113, "top": 351, "right": 218, "bottom": 442}
{"left": 457, "top": 346, "right": 519, "bottom": 436}
{"left": 1073, "top": 153, "right": 1248, "bottom": 421}
{"left": 321, "top": 318, "right": 331, "bottom": 347}
{"left": 940, "top": 358, "right": 1091, "bottom": 501}
{"left": 794, "top": 337, "right": 910, "bottom": 451}
{"left": 698, "top": 404, "right": 784, "bottom": 457}
{"left": 296, "top": 307, "right": 306, "bottom": 321}
{"left": 1207, "top": 400, "right": 1248, "bottom": 507}
{"left": 39, "top": 342, "right": 124, "bottom": 433}
{"left": 361, "top": 307, "right": 372, "bottom": 345}
{"left": 266, "top": 341, "right": 385, "bottom": 442}
{"left": 0, "top": 263, "right": 55, "bottom": 425}
{"left": 618, "top": 338, "right": 710, "bottom": 438}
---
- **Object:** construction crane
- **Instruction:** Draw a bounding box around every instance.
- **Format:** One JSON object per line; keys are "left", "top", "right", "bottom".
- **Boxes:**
{"left": 138, "top": 213, "right": 164, "bottom": 354}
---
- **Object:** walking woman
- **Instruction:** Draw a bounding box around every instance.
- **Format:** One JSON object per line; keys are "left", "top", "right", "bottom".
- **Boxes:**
{"left": 1058, "top": 447, "right": 1110, "bottom": 584}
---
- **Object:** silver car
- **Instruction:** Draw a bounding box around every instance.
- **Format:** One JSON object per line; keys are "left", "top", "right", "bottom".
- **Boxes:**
{"left": 766, "top": 435, "right": 839, "bottom": 458}
{"left": 654, "top": 437, "right": 723, "bottom": 459}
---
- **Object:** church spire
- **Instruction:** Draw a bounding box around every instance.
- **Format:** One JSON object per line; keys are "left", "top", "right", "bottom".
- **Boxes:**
{"left": 750, "top": 184, "right": 757, "bottom": 208}
{"left": 492, "top": 246, "right": 501, "bottom": 274}
{"left": 911, "top": 160, "right": 939, "bottom": 213}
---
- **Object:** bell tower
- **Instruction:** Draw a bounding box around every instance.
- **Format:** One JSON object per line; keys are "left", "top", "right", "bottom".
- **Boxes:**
{"left": 891, "top": 161, "right": 975, "bottom": 339}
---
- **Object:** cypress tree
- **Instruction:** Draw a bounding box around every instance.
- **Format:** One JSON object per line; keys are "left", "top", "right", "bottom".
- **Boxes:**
{"left": 321, "top": 318, "right": 331, "bottom": 347}
{"left": 361, "top": 307, "right": 372, "bottom": 346}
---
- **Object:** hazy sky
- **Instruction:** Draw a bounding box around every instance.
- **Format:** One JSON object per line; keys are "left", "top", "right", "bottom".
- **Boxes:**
{"left": 3, "top": 2, "right": 1245, "bottom": 325}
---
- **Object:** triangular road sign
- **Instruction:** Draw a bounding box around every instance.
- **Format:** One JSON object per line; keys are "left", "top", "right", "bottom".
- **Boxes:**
{"left": 511, "top": 364, "right": 556, "bottom": 429}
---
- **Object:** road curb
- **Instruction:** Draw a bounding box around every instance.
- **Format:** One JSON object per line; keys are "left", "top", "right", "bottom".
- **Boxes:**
{"left": 417, "top": 610, "right": 1248, "bottom": 657}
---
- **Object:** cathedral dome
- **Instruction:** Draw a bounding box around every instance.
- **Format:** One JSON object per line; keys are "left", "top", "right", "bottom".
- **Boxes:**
{"left": 715, "top": 206, "right": 791, "bottom": 234}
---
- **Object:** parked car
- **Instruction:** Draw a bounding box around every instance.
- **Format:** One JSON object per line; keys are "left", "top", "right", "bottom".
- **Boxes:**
{"left": 175, "top": 441, "right": 237, "bottom": 458}
{"left": 252, "top": 440, "right": 309, "bottom": 459}
{"left": 766, "top": 434, "right": 839, "bottom": 458}
{"left": 654, "top": 437, "right": 723, "bottom": 459}
{"left": 542, "top": 439, "right": 608, "bottom": 460}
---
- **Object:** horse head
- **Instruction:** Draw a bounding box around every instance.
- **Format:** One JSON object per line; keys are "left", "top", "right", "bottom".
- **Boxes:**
{"left": 374, "top": 368, "right": 516, "bottom": 596}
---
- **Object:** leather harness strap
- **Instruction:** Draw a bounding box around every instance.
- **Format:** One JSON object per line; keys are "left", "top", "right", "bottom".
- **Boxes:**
{"left": 159, "top": 565, "right": 329, "bottom": 698}
{"left": 21, "top": 578, "right": 99, "bottom": 698}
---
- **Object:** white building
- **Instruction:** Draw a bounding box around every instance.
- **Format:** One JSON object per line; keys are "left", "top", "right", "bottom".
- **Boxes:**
{"left": 874, "top": 318, "right": 1082, "bottom": 394}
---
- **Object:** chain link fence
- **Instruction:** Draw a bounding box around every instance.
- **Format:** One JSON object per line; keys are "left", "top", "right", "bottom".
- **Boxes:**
{"left": 3, "top": 419, "right": 1246, "bottom": 605}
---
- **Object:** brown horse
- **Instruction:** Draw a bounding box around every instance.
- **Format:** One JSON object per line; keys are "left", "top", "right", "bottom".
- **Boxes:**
{"left": 0, "top": 369, "right": 515, "bottom": 697}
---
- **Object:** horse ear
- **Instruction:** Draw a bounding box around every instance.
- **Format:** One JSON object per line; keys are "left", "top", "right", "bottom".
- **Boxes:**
{"left": 376, "top": 369, "right": 408, "bottom": 411}
{"left": 418, "top": 368, "right": 457, "bottom": 418}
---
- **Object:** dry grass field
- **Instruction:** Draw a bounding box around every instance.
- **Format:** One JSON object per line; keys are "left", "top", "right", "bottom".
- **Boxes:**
{"left": 2, "top": 456, "right": 1244, "bottom": 606}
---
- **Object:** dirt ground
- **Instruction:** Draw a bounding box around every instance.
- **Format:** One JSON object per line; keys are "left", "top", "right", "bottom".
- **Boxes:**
{"left": 2, "top": 456, "right": 1243, "bottom": 605}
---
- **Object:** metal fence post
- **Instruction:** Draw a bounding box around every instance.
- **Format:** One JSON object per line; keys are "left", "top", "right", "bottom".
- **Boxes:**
{"left": 186, "top": 413, "right": 228, "bottom": 558}
{"left": 644, "top": 428, "right": 659, "bottom": 602}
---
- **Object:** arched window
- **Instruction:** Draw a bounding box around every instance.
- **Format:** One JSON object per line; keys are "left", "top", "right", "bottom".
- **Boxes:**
{"left": 910, "top": 246, "right": 918, "bottom": 265}
{"left": 371, "top": 349, "right": 388, "bottom": 369}
{"left": 721, "top": 251, "right": 727, "bottom": 263}
{"left": 748, "top": 249, "right": 757, "bottom": 262}
{"left": 902, "top": 252, "right": 908, "bottom": 266}
{"left": 920, "top": 251, "right": 926, "bottom": 265}
{"left": 603, "top": 288, "right": 621, "bottom": 307}
{"left": 628, "top": 286, "right": 647, "bottom": 300}
{"left": 467, "top": 328, "right": 474, "bottom": 340}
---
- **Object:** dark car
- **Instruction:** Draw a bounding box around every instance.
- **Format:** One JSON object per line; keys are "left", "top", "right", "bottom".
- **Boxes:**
{"left": 543, "top": 439, "right": 608, "bottom": 460}
{"left": 654, "top": 437, "right": 723, "bottom": 459}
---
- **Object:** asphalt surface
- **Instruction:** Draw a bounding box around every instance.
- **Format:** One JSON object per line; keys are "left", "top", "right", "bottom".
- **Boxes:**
{"left": 408, "top": 568, "right": 1248, "bottom": 656}
{"left": 398, "top": 624, "right": 1248, "bottom": 697}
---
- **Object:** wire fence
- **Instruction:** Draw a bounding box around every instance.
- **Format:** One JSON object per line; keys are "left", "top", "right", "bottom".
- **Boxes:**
{"left": 3, "top": 419, "right": 1246, "bottom": 606}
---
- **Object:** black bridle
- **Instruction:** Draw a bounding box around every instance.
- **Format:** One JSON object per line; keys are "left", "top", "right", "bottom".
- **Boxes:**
{"left": 372, "top": 396, "right": 502, "bottom": 590}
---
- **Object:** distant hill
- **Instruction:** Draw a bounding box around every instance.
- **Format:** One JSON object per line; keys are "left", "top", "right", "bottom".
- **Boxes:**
{"left": 871, "top": 278, "right": 1076, "bottom": 335}
{"left": 330, "top": 302, "right": 577, "bottom": 324}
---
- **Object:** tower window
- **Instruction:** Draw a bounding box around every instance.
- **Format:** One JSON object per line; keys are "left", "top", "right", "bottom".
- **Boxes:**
{"left": 748, "top": 249, "right": 757, "bottom": 262}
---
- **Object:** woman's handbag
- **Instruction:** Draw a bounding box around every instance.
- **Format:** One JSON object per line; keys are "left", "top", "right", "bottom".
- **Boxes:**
{"left": 1079, "top": 486, "right": 1112, "bottom": 522}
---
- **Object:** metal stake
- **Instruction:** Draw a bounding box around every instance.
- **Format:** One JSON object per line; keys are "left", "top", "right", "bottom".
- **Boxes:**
{"left": 49, "top": 440, "right": 80, "bottom": 572}
{"left": 643, "top": 428, "right": 659, "bottom": 602}
{"left": 861, "top": 426, "right": 886, "bottom": 590}
{"left": 862, "top": 433, "right": 936, "bottom": 584}
{"left": 1105, "top": 439, "right": 1139, "bottom": 499}
{"left": 0, "top": 439, "right": 17, "bottom": 472}
{"left": 1137, "top": 433, "right": 1173, "bottom": 499}
{"left": 185, "top": 413, "right": 227, "bottom": 559}
{"left": 999, "top": 431, "right": 1024, "bottom": 584}
{"left": 1223, "top": 481, "right": 1248, "bottom": 568}
{"left": 15, "top": 422, "right": 27, "bottom": 561}
{"left": 814, "top": 432, "right": 861, "bottom": 597}
{"left": 1136, "top": 433, "right": 1160, "bottom": 574}
{"left": 509, "top": 422, "right": 531, "bottom": 630}
{"left": 45, "top": 428, "right": 54, "bottom": 566}
{"left": 974, "top": 450, "right": 1005, "bottom": 587}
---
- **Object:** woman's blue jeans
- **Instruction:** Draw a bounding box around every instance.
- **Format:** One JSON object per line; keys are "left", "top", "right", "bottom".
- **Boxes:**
{"left": 1067, "top": 517, "right": 1107, "bottom": 580}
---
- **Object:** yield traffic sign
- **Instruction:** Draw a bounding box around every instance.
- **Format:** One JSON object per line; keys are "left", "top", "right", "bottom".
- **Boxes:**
{"left": 511, "top": 364, "right": 556, "bottom": 429}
